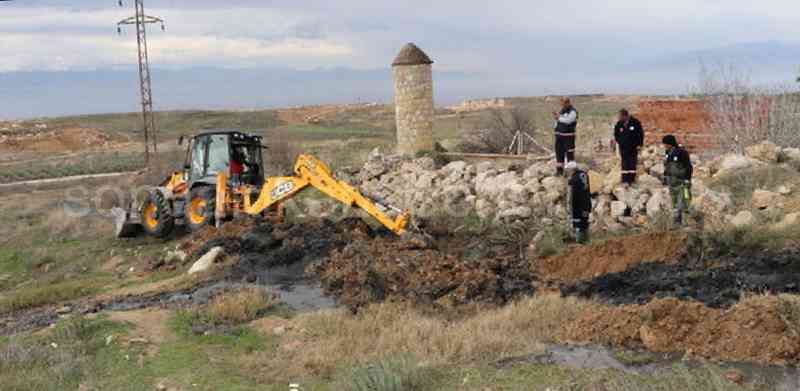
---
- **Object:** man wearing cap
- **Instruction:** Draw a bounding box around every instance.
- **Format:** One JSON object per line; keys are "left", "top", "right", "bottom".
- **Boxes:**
{"left": 662, "top": 135, "right": 693, "bottom": 225}
{"left": 613, "top": 109, "right": 645, "bottom": 184}
{"left": 553, "top": 98, "right": 579, "bottom": 176}
{"left": 565, "top": 161, "right": 591, "bottom": 244}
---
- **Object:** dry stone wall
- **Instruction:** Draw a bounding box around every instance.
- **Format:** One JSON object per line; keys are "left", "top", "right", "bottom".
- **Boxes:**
{"left": 350, "top": 141, "right": 799, "bottom": 232}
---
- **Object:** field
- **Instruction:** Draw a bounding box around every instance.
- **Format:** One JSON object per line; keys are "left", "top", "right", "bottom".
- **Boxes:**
{"left": 1, "top": 97, "right": 799, "bottom": 391}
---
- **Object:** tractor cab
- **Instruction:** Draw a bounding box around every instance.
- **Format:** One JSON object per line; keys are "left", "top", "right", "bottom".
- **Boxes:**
{"left": 183, "top": 130, "right": 265, "bottom": 188}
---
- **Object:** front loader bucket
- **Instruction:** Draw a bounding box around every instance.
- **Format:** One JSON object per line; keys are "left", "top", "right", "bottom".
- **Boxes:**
{"left": 112, "top": 207, "right": 142, "bottom": 238}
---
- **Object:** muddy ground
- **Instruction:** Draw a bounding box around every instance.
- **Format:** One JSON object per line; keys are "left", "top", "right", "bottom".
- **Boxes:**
{"left": 561, "top": 248, "right": 800, "bottom": 308}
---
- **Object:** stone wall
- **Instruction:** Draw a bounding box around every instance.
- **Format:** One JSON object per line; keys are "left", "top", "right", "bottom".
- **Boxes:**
{"left": 448, "top": 98, "right": 509, "bottom": 113}
{"left": 636, "top": 99, "right": 718, "bottom": 152}
{"left": 393, "top": 63, "right": 434, "bottom": 154}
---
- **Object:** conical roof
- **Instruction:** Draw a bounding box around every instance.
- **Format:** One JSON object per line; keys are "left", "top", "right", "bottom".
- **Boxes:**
{"left": 392, "top": 43, "right": 434, "bottom": 66}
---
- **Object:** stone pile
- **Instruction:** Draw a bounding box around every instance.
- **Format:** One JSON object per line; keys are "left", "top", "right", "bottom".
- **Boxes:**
{"left": 353, "top": 140, "right": 800, "bottom": 231}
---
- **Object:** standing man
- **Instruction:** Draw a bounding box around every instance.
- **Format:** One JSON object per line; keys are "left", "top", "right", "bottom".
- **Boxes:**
{"left": 565, "top": 161, "right": 591, "bottom": 244}
{"left": 553, "top": 98, "right": 578, "bottom": 176}
{"left": 613, "top": 109, "right": 644, "bottom": 184}
{"left": 662, "top": 135, "right": 693, "bottom": 225}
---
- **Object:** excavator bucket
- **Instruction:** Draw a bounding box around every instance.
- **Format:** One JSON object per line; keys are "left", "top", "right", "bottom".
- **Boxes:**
{"left": 112, "top": 206, "right": 141, "bottom": 238}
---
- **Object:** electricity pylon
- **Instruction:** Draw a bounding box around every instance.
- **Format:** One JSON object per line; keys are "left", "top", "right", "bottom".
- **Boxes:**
{"left": 117, "top": 0, "right": 165, "bottom": 165}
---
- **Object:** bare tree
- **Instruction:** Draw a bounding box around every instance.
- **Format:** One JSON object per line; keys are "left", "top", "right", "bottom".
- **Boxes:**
{"left": 460, "top": 107, "right": 550, "bottom": 154}
{"left": 698, "top": 63, "right": 800, "bottom": 151}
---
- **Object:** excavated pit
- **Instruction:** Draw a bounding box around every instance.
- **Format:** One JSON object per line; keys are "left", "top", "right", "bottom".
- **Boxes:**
{"left": 535, "top": 232, "right": 688, "bottom": 283}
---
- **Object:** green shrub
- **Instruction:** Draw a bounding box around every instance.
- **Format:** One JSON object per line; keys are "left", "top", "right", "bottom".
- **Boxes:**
{"left": 343, "top": 355, "right": 435, "bottom": 391}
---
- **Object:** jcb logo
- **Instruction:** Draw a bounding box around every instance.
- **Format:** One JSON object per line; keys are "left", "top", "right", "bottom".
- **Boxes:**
{"left": 271, "top": 181, "right": 295, "bottom": 199}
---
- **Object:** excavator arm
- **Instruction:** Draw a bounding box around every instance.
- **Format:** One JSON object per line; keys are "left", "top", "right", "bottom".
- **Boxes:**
{"left": 232, "top": 154, "right": 409, "bottom": 235}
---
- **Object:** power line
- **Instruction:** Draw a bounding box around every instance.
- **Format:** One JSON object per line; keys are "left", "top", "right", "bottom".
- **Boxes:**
{"left": 117, "top": 0, "right": 165, "bottom": 165}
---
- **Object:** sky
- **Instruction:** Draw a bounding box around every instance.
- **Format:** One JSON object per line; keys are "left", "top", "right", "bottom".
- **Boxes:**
{"left": 2, "top": 0, "right": 800, "bottom": 118}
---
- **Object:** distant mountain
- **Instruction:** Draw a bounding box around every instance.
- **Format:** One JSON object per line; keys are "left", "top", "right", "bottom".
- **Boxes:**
{"left": 0, "top": 67, "right": 475, "bottom": 119}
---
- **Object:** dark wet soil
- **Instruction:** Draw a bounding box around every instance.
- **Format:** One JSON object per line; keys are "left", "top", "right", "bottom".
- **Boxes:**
{"left": 561, "top": 249, "right": 800, "bottom": 308}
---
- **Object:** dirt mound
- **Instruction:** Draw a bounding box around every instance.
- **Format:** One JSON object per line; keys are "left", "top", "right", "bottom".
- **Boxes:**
{"left": 183, "top": 218, "right": 376, "bottom": 283}
{"left": 536, "top": 232, "right": 688, "bottom": 282}
{"left": 559, "top": 296, "right": 800, "bottom": 365}
{"left": 0, "top": 126, "right": 114, "bottom": 153}
{"left": 561, "top": 249, "right": 800, "bottom": 308}
{"left": 311, "top": 237, "right": 536, "bottom": 309}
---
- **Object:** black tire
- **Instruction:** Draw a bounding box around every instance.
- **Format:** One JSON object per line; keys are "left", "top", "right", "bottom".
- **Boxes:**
{"left": 140, "top": 190, "right": 174, "bottom": 238}
{"left": 185, "top": 186, "right": 216, "bottom": 232}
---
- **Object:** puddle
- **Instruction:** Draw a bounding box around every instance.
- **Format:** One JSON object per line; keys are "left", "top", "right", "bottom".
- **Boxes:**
{"left": 497, "top": 344, "right": 800, "bottom": 391}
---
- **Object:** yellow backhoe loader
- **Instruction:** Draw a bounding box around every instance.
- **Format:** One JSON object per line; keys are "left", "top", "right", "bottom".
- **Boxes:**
{"left": 113, "top": 130, "right": 409, "bottom": 238}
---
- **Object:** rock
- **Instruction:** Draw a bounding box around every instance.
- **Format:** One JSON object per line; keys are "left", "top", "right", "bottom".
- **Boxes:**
{"left": 610, "top": 201, "right": 627, "bottom": 218}
{"left": 637, "top": 174, "right": 662, "bottom": 189}
{"left": 776, "top": 185, "right": 792, "bottom": 196}
{"left": 774, "top": 212, "right": 800, "bottom": 230}
{"left": 613, "top": 186, "right": 641, "bottom": 209}
{"left": 603, "top": 169, "right": 622, "bottom": 193}
{"left": 164, "top": 250, "right": 188, "bottom": 264}
{"left": 273, "top": 326, "right": 287, "bottom": 335}
{"left": 129, "top": 337, "right": 149, "bottom": 344}
{"left": 442, "top": 160, "right": 468, "bottom": 174}
{"left": 717, "top": 154, "right": 756, "bottom": 175}
{"left": 413, "top": 157, "right": 436, "bottom": 171}
{"left": 730, "top": 211, "right": 755, "bottom": 227}
{"left": 497, "top": 206, "right": 532, "bottom": 220}
{"left": 188, "top": 246, "right": 224, "bottom": 275}
{"left": 751, "top": 189, "right": 783, "bottom": 210}
{"left": 156, "top": 383, "right": 168, "bottom": 391}
{"left": 646, "top": 189, "right": 669, "bottom": 217}
{"left": 475, "top": 161, "right": 495, "bottom": 174}
{"left": 745, "top": 141, "right": 780, "bottom": 163}
{"left": 55, "top": 306, "right": 72, "bottom": 315}
{"left": 649, "top": 162, "right": 665, "bottom": 177}
{"left": 724, "top": 370, "right": 745, "bottom": 385}
{"left": 695, "top": 190, "right": 733, "bottom": 215}
{"left": 782, "top": 147, "right": 800, "bottom": 162}
{"left": 541, "top": 176, "right": 565, "bottom": 190}
{"left": 587, "top": 171, "right": 605, "bottom": 193}
{"left": 504, "top": 183, "right": 530, "bottom": 204}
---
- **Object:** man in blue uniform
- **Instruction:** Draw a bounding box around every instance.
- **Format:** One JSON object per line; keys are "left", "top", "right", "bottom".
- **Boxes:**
{"left": 613, "top": 109, "right": 644, "bottom": 184}
{"left": 565, "top": 161, "right": 591, "bottom": 244}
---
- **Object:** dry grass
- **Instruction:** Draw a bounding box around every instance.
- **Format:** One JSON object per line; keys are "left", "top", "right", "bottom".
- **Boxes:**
{"left": 243, "top": 294, "right": 597, "bottom": 381}
{"left": 778, "top": 294, "right": 800, "bottom": 337}
{"left": 0, "top": 279, "right": 101, "bottom": 314}
{"left": 205, "top": 287, "right": 275, "bottom": 325}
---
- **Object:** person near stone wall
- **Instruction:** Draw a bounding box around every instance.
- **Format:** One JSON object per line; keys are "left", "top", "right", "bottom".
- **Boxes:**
{"left": 613, "top": 109, "right": 644, "bottom": 184}
{"left": 565, "top": 161, "right": 591, "bottom": 244}
{"left": 552, "top": 98, "right": 579, "bottom": 176}
{"left": 662, "top": 134, "right": 693, "bottom": 225}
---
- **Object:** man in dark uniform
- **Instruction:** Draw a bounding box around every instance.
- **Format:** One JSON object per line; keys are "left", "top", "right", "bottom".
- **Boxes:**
{"left": 553, "top": 98, "right": 578, "bottom": 176}
{"left": 565, "top": 161, "right": 591, "bottom": 244}
{"left": 613, "top": 109, "right": 644, "bottom": 184}
{"left": 662, "top": 135, "right": 693, "bottom": 225}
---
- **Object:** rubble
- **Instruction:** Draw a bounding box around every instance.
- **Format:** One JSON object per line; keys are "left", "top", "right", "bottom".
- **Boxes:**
{"left": 357, "top": 144, "right": 742, "bottom": 231}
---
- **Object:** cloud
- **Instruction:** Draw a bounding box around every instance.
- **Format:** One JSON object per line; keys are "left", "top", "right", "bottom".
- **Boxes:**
{"left": 2, "top": 1, "right": 800, "bottom": 85}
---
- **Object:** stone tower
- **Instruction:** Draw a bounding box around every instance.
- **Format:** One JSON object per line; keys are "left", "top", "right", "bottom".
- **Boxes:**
{"left": 392, "top": 43, "right": 434, "bottom": 155}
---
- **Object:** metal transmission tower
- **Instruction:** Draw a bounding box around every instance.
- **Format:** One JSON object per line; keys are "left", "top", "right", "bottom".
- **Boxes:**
{"left": 117, "top": 0, "right": 165, "bottom": 165}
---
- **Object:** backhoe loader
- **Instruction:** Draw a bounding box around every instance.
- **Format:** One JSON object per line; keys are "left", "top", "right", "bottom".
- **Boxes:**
{"left": 112, "top": 130, "right": 409, "bottom": 238}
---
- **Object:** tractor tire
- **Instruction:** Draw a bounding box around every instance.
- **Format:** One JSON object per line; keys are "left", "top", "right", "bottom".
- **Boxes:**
{"left": 140, "top": 190, "right": 175, "bottom": 238}
{"left": 185, "top": 186, "right": 216, "bottom": 232}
